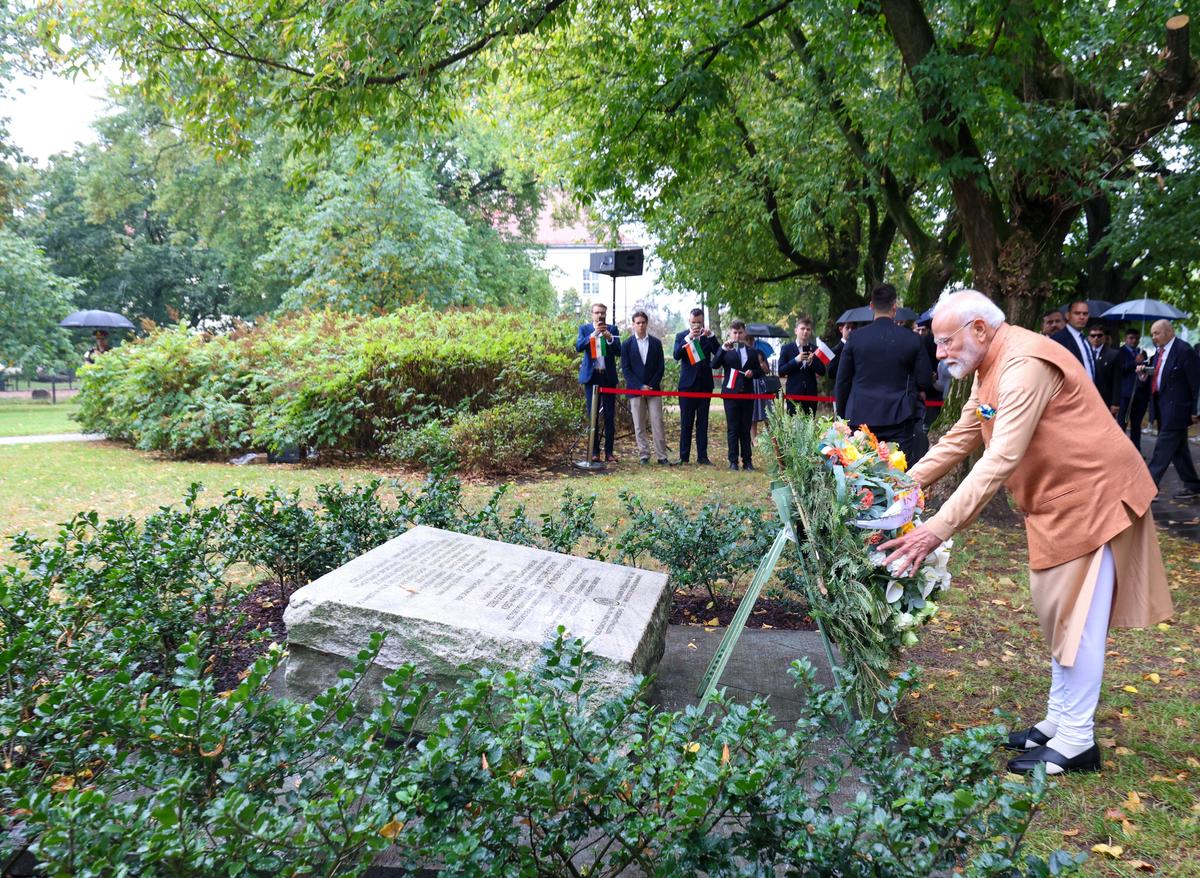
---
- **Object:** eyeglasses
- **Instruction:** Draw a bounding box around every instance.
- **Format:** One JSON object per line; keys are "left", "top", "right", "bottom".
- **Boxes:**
{"left": 933, "top": 321, "right": 974, "bottom": 349}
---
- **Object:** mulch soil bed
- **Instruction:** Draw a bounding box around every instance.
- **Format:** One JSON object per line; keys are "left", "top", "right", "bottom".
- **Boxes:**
{"left": 213, "top": 582, "right": 816, "bottom": 690}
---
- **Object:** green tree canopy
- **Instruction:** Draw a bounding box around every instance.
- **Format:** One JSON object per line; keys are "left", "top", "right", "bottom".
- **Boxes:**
{"left": 0, "top": 228, "right": 79, "bottom": 375}
{"left": 45, "top": 0, "right": 1200, "bottom": 323}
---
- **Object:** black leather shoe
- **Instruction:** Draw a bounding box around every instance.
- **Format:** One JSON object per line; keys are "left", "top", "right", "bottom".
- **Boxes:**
{"left": 728, "top": 462, "right": 738, "bottom": 470}
{"left": 1173, "top": 490, "right": 1200, "bottom": 501}
{"left": 1003, "top": 725, "right": 1051, "bottom": 752}
{"left": 639, "top": 457, "right": 650, "bottom": 465}
{"left": 657, "top": 458, "right": 674, "bottom": 466}
{"left": 697, "top": 458, "right": 713, "bottom": 466}
{"left": 1007, "top": 744, "right": 1101, "bottom": 775}
{"left": 742, "top": 463, "right": 755, "bottom": 471}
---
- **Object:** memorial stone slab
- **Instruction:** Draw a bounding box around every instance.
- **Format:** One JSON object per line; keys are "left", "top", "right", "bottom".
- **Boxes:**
{"left": 283, "top": 526, "right": 671, "bottom": 710}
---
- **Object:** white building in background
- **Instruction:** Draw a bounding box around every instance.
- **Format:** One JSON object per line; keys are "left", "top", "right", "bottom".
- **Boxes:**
{"left": 527, "top": 201, "right": 663, "bottom": 324}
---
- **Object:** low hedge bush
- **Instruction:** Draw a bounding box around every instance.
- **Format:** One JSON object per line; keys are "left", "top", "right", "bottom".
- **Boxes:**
{"left": 76, "top": 307, "right": 579, "bottom": 468}
{"left": 1, "top": 482, "right": 1082, "bottom": 876}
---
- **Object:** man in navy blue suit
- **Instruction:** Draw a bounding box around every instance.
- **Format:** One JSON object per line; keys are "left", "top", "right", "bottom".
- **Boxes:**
{"left": 575, "top": 302, "right": 620, "bottom": 462}
{"left": 1116, "top": 328, "right": 1143, "bottom": 432}
{"left": 778, "top": 315, "right": 825, "bottom": 416}
{"left": 834, "top": 284, "right": 932, "bottom": 461}
{"left": 714, "top": 320, "right": 766, "bottom": 470}
{"left": 1144, "top": 319, "right": 1200, "bottom": 501}
{"left": 621, "top": 310, "right": 672, "bottom": 465}
{"left": 673, "top": 307, "right": 720, "bottom": 465}
{"left": 1051, "top": 299, "right": 1094, "bottom": 380}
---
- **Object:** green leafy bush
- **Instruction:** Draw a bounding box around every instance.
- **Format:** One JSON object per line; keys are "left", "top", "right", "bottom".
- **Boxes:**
{"left": 382, "top": 420, "right": 458, "bottom": 469}
{"left": 0, "top": 484, "right": 1080, "bottom": 877}
{"left": 448, "top": 392, "right": 577, "bottom": 473}
{"left": 75, "top": 307, "right": 578, "bottom": 464}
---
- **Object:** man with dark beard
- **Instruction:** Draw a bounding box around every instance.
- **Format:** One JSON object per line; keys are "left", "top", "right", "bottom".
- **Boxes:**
{"left": 880, "top": 289, "right": 1171, "bottom": 776}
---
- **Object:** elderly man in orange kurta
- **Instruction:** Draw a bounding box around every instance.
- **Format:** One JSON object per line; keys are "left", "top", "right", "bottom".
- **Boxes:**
{"left": 881, "top": 289, "right": 1172, "bottom": 776}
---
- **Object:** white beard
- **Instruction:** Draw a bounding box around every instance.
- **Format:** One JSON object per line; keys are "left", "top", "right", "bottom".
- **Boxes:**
{"left": 945, "top": 337, "right": 985, "bottom": 379}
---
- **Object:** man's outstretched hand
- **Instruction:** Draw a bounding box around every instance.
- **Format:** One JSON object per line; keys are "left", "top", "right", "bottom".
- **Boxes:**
{"left": 878, "top": 525, "right": 944, "bottom": 577}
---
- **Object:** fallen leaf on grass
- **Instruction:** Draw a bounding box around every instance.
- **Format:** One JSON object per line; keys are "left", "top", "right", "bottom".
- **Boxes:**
{"left": 1122, "top": 685, "right": 1139, "bottom": 694}
{"left": 1186, "top": 757, "right": 1200, "bottom": 769}
{"left": 1100, "top": 737, "right": 1117, "bottom": 747}
{"left": 1143, "top": 672, "right": 1160, "bottom": 684}
{"left": 50, "top": 775, "right": 75, "bottom": 793}
{"left": 379, "top": 819, "right": 404, "bottom": 839}
{"left": 1156, "top": 622, "right": 1170, "bottom": 630}
{"left": 1127, "top": 860, "right": 1155, "bottom": 873}
{"left": 1115, "top": 746, "right": 1134, "bottom": 756}
{"left": 705, "top": 617, "right": 720, "bottom": 627}
{"left": 1149, "top": 775, "right": 1177, "bottom": 783}
{"left": 1106, "top": 808, "right": 1126, "bottom": 820}
{"left": 975, "top": 659, "right": 991, "bottom": 668}
{"left": 1123, "top": 791, "right": 1146, "bottom": 813}
{"left": 1091, "top": 843, "right": 1123, "bottom": 859}
{"left": 1121, "top": 818, "right": 1138, "bottom": 835}
{"left": 1060, "top": 828, "right": 1081, "bottom": 837}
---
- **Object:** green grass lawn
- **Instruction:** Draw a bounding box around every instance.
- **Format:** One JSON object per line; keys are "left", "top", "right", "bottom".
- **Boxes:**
{"left": 0, "top": 435, "right": 767, "bottom": 543}
{"left": 0, "top": 400, "right": 83, "bottom": 437}
{"left": 906, "top": 523, "right": 1200, "bottom": 877}
{"left": 2, "top": 436, "right": 1195, "bottom": 875}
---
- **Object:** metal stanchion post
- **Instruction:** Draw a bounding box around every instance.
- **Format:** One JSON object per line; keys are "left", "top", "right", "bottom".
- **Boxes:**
{"left": 573, "top": 385, "right": 606, "bottom": 472}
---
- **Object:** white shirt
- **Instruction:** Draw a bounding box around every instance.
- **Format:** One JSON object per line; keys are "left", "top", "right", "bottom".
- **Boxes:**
{"left": 1067, "top": 326, "right": 1093, "bottom": 378}
{"left": 1152, "top": 337, "right": 1175, "bottom": 392}
{"left": 636, "top": 335, "right": 650, "bottom": 364}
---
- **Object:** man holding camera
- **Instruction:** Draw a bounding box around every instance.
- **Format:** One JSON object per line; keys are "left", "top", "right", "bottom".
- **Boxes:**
{"left": 714, "top": 319, "right": 766, "bottom": 471}
{"left": 778, "top": 315, "right": 825, "bottom": 416}
{"left": 575, "top": 302, "right": 621, "bottom": 462}
{"left": 673, "top": 307, "right": 721, "bottom": 465}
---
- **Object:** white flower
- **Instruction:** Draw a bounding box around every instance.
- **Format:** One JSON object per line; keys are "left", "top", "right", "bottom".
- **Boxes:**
{"left": 885, "top": 580, "right": 904, "bottom": 603}
{"left": 896, "top": 611, "right": 915, "bottom": 630}
{"left": 868, "top": 550, "right": 888, "bottom": 567}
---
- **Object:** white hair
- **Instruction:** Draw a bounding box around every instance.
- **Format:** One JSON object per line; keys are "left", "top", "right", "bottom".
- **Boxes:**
{"left": 930, "top": 288, "right": 1006, "bottom": 328}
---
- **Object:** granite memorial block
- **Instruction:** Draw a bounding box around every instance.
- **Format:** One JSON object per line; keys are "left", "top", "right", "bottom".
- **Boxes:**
{"left": 283, "top": 526, "right": 671, "bottom": 709}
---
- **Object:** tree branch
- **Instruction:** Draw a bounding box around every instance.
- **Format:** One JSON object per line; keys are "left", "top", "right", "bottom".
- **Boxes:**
{"left": 877, "top": 0, "right": 1008, "bottom": 288}
{"left": 730, "top": 112, "right": 834, "bottom": 277}
{"left": 783, "top": 24, "right": 935, "bottom": 257}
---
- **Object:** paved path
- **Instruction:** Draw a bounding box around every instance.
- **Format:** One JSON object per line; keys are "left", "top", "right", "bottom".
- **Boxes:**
{"left": 0, "top": 432, "right": 105, "bottom": 446}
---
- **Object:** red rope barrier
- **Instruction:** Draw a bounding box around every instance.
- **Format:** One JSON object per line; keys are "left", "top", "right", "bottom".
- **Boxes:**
{"left": 596, "top": 386, "right": 943, "bottom": 407}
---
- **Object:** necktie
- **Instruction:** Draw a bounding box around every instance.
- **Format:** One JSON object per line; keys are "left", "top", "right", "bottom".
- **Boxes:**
{"left": 1079, "top": 332, "right": 1094, "bottom": 378}
{"left": 1152, "top": 347, "right": 1165, "bottom": 394}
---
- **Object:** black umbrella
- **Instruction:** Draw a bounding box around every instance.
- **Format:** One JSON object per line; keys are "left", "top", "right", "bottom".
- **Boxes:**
{"left": 744, "top": 322, "right": 791, "bottom": 339}
{"left": 1057, "top": 299, "right": 1116, "bottom": 321}
{"left": 836, "top": 306, "right": 919, "bottom": 324}
{"left": 59, "top": 310, "right": 136, "bottom": 331}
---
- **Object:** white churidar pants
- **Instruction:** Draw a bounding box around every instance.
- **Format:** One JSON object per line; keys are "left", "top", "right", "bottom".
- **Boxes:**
{"left": 1045, "top": 543, "right": 1115, "bottom": 750}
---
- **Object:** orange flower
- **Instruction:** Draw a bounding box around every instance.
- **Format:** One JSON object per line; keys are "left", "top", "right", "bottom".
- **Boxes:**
{"left": 858, "top": 425, "right": 880, "bottom": 449}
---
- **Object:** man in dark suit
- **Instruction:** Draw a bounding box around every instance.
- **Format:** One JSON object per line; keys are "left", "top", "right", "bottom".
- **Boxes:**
{"left": 673, "top": 307, "right": 721, "bottom": 465}
{"left": 1041, "top": 308, "right": 1066, "bottom": 337}
{"left": 714, "top": 319, "right": 766, "bottom": 470}
{"left": 778, "top": 315, "right": 825, "bottom": 416}
{"left": 1116, "top": 328, "right": 1142, "bottom": 431}
{"left": 1086, "top": 326, "right": 1124, "bottom": 416}
{"left": 834, "top": 284, "right": 932, "bottom": 460}
{"left": 1145, "top": 319, "right": 1200, "bottom": 500}
{"left": 1051, "top": 299, "right": 1094, "bottom": 381}
{"left": 575, "top": 302, "right": 620, "bottom": 462}
{"left": 620, "top": 310, "right": 672, "bottom": 465}
{"left": 824, "top": 321, "right": 854, "bottom": 388}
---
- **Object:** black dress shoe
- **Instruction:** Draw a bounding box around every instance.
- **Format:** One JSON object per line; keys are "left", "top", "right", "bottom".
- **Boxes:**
{"left": 1003, "top": 725, "right": 1051, "bottom": 752}
{"left": 1007, "top": 744, "right": 1101, "bottom": 775}
{"left": 742, "top": 463, "right": 755, "bottom": 471}
{"left": 697, "top": 458, "right": 713, "bottom": 466}
{"left": 657, "top": 458, "right": 674, "bottom": 466}
{"left": 1173, "top": 490, "right": 1200, "bottom": 502}
{"left": 728, "top": 462, "right": 738, "bottom": 471}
